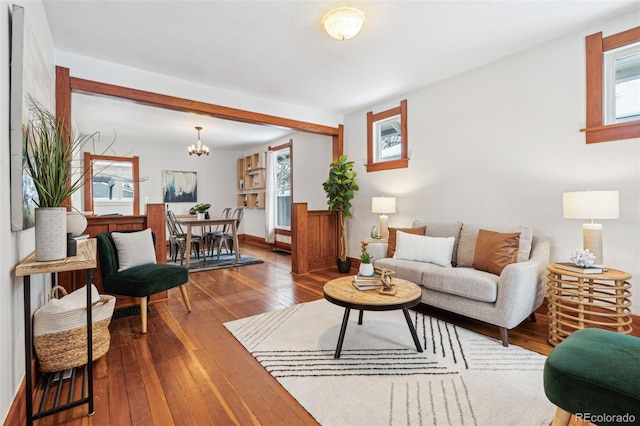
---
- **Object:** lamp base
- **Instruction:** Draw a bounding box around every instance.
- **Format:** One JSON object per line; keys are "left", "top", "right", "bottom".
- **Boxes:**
{"left": 379, "top": 215, "right": 389, "bottom": 239}
{"left": 583, "top": 223, "right": 603, "bottom": 267}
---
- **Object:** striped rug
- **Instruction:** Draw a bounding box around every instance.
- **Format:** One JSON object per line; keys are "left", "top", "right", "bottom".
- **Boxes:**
{"left": 225, "top": 299, "right": 555, "bottom": 426}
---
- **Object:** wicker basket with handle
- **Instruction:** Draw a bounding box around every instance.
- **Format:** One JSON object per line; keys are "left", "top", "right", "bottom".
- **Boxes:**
{"left": 33, "top": 285, "right": 115, "bottom": 372}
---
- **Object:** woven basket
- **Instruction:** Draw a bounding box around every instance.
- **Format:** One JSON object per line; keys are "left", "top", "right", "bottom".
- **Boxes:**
{"left": 33, "top": 285, "right": 116, "bottom": 372}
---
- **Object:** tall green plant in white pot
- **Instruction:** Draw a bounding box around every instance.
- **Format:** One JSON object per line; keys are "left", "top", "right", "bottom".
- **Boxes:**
{"left": 23, "top": 97, "right": 95, "bottom": 261}
{"left": 322, "top": 154, "right": 359, "bottom": 273}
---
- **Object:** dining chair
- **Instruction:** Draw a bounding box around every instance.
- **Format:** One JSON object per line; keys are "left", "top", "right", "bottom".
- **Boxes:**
{"left": 211, "top": 208, "right": 244, "bottom": 260}
{"left": 206, "top": 207, "right": 232, "bottom": 257}
{"left": 166, "top": 210, "right": 204, "bottom": 264}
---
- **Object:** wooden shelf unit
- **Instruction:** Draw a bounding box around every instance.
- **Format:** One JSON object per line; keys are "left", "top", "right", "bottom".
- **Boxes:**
{"left": 237, "top": 152, "right": 266, "bottom": 209}
{"left": 16, "top": 240, "right": 98, "bottom": 424}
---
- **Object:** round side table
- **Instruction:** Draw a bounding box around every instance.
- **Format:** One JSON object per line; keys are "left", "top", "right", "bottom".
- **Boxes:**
{"left": 546, "top": 264, "right": 632, "bottom": 346}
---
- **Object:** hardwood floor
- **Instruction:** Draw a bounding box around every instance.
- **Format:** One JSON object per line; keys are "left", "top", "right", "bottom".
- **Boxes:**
{"left": 30, "top": 244, "right": 633, "bottom": 425}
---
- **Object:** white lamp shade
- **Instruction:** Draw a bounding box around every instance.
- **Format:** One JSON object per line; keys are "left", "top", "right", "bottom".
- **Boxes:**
{"left": 562, "top": 191, "right": 619, "bottom": 219}
{"left": 322, "top": 7, "right": 365, "bottom": 41}
{"left": 372, "top": 197, "right": 396, "bottom": 214}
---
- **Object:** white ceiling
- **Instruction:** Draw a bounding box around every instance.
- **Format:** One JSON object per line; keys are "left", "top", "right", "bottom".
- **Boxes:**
{"left": 43, "top": 0, "right": 640, "bottom": 149}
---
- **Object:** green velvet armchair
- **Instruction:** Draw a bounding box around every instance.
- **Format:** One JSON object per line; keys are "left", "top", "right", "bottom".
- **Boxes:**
{"left": 97, "top": 231, "right": 191, "bottom": 333}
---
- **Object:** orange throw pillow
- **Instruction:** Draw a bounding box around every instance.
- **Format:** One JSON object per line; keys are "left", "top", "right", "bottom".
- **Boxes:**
{"left": 387, "top": 226, "right": 426, "bottom": 258}
{"left": 472, "top": 229, "right": 520, "bottom": 276}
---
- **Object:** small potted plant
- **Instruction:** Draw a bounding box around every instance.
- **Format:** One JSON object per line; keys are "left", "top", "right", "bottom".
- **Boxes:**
{"left": 359, "top": 251, "right": 374, "bottom": 276}
{"left": 190, "top": 203, "right": 211, "bottom": 219}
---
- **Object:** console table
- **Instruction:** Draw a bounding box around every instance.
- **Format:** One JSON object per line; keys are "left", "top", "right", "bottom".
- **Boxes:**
{"left": 16, "top": 239, "right": 97, "bottom": 425}
{"left": 546, "top": 264, "right": 633, "bottom": 346}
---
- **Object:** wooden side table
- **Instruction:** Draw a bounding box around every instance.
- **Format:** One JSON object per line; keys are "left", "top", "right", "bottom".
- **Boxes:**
{"left": 16, "top": 239, "right": 97, "bottom": 425}
{"left": 360, "top": 237, "right": 388, "bottom": 254}
{"left": 546, "top": 264, "right": 632, "bottom": 346}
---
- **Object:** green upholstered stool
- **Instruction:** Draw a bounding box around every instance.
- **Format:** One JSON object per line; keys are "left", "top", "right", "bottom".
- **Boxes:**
{"left": 97, "top": 231, "right": 191, "bottom": 333}
{"left": 543, "top": 328, "right": 640, "bottom": 426}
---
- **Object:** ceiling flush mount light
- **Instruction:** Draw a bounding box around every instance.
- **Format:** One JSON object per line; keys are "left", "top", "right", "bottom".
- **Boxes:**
{"left": 188, "top": 126, "right": 209, "bottom": 156}
{"left": 322, "top": 7, "right": 364, "bottom": 41}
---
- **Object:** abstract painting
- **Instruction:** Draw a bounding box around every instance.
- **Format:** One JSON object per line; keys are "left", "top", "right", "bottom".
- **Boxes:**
{"left": 10, "top": 5, "right": 53, "bottom": 231}
{"left": 162, "top": 170, "right": 197, "bottom": 203}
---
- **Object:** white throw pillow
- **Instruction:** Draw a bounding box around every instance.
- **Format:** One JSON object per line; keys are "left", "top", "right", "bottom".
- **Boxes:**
{"left": 111, "top": 229, "right": 157, "bottom": 272}
{"left": 393, "top": 231, "right": 455, "bottom": 267}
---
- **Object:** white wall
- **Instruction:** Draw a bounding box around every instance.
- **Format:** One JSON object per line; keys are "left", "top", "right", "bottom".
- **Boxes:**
{"left": 1, "top": 0, "right": 54, "bottom": 421}
{"left": 56, "top": 51, "right": 342, "bottom": 129}
{"left": 292, "top": 132, "right": 334, "bottom": 211}
{"left": 81, "top": 134, "right": 242, "bottom": 217}
{"left": 240, "top": 131, "right": 333, "bottom": 239}
{"left": 343, "top": 9, "right": 640, "bottom": 313}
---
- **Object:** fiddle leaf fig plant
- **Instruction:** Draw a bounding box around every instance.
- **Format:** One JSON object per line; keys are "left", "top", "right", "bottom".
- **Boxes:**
{"left": 322, "top": 154, "right": 359, "bottom": 261}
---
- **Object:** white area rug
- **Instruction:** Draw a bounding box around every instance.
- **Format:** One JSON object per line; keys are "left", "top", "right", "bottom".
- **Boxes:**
{"left": 224, "top": 299, "right": 555, "bottom": 426}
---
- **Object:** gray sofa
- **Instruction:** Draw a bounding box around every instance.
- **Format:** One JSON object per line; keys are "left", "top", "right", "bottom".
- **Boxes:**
{"left": 366, "top": 221, "right": 550, "bottom": 346}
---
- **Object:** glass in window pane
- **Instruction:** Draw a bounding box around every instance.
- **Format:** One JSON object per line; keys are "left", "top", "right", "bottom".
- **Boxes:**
{"left": 374, "top": 115, "right": 402, "bottom": 162}
{"left": 615, "top": 52, "right": 640, "bottom": 122}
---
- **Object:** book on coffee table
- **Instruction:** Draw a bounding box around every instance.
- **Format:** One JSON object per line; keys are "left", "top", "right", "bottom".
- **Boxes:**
{"left": 351, "top": 279, "right": 383, "bottom": 291}
{"left": 353, "top": 273, "right": 381, "bottom": 282}
{"left": 555, "top": 262, "right": 603, "bottom": 274}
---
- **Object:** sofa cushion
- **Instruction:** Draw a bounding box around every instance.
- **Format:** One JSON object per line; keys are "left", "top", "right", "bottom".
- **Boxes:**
{"left": 457, "top": 224, "right": 532, "bottom": 267}
{"left": 111, "top": 228, "right": 157, "bottom": 272}
{"left": 412, "top": 221, "right": 463, "bottom": 266}
{"left": 394, "top": 231, "right": 455, "bottom": 267}
{"left": 472, "top": 230, "right": 520, "bottom": 275}
{"left": 374, "top": 257, "right": 441, "bottom": 285}
{"left": 421, "top": 267, "right": 499, "bottom": 303}
{"left": 386, "top": 226, "right": 426, "bottom": 258}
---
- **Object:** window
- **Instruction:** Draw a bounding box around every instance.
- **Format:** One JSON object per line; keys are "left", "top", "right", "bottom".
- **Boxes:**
{"left": 583, "top": 27, "right": 640, "bottom": 143}
{"left": 275, "top": 148, "right": 291, "bottom": 228}
{"left": 604, "top": 43, "right": 640, "bottom": 124}
{"left": 366, "top": 99, "right": 408, "bottom": 172}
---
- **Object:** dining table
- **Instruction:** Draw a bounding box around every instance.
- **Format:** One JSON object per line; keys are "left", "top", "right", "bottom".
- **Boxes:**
{"left": 178, "top": 216, "right": 240, "bottom": 268}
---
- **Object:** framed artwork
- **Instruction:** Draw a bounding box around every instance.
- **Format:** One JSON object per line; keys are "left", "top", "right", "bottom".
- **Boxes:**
{"left": 10, "top": 5, "right": 53, "bottom": 231}
{"left": 366, "top": 99, "right": 409, "bottom": 173}
{"left": 162, "top": 170, "right": 197, "bottom": 202}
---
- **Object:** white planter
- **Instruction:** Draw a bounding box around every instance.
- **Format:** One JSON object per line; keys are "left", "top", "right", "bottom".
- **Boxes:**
{"left": 359, "top": 262, "right": 374, "bottom": 277}
{"left": 35, "top": 208, "right": 67, "bottom": 261}
{"left": 66, "top": 211, "right": 87, "bottom": 236}
{"left": 197, "top": 212, "right": 205, "bottom": 220}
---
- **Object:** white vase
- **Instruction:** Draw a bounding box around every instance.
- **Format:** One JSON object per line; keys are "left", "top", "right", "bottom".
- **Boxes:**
{"left": 66, "top": 211, "right": 88, "bottom": 236}
{"left": 197, "top": 212, "right": 205, "bottom": 220}
{"left": 359, "top": 262, "right": 374, "bottom": 277}
{"left": 35, "top": 207, "right": 67, "bottom": 261}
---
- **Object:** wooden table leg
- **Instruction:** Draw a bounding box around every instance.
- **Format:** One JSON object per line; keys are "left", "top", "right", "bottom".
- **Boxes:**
{"left": 231, "top": 222, "right": 240, "bottom": 262}
{"left": 185, "top": 224, "right": 192, "bottom": 268}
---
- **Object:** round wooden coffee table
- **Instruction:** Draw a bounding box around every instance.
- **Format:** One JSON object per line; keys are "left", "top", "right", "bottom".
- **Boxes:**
{"left": 323, "top": 276, "right": 423, "bottom": 358}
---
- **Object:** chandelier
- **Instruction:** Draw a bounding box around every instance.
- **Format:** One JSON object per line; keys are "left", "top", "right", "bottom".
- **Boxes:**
{"left": 188, "top": 126, "right": 210, "bottom": 156}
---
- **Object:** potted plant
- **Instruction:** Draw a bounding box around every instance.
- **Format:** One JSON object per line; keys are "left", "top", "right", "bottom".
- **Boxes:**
{"left": 322, "top": 154, "right": 359, "bottom": 273}
{"left": 23, "top": 97, "right": 95, "bottom": 261}
{"left": 359, "top": 251, "right": 374, "bottom": 276}
{"left": 190, "top": 203, "right": 211, "bottom": 219}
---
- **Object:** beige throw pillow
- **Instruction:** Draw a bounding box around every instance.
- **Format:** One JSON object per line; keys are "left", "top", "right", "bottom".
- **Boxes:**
{"left": 394, "top": 231, "right": 455, "bottom": 267}
{"left": 386, "top": 226, "right": 426, "bottom": 258}
{"left": 112, "top": 229, "right": 157, "bottom": 272}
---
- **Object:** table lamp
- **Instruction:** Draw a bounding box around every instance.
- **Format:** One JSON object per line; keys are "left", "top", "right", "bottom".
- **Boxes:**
{"left": 562, "top": 190, "right": 619, "bottom": 267}
{"left": 372, "top": 196, "right": 396, "bottom": 239}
